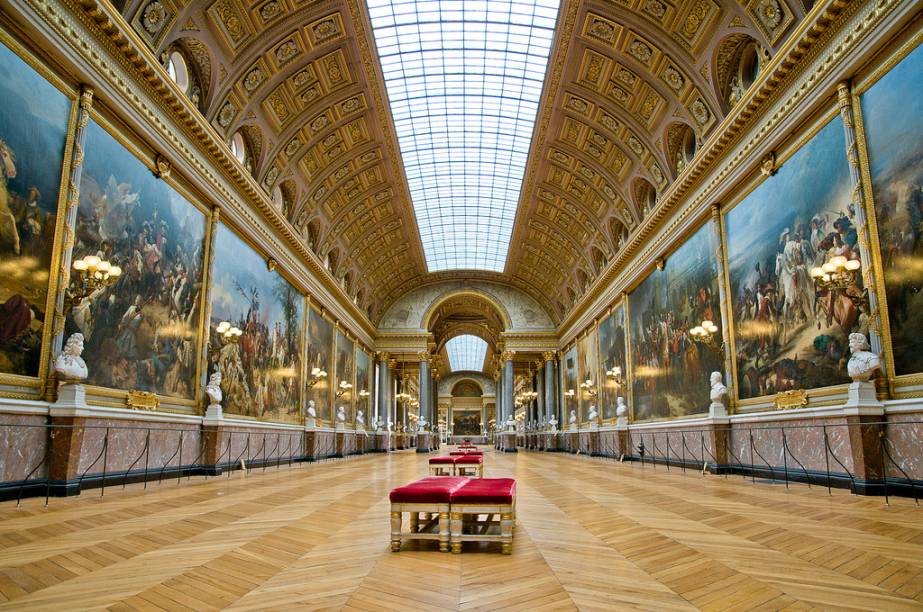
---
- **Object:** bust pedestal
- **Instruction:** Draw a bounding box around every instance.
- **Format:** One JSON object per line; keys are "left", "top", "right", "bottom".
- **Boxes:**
{"left": 709, "top": 401, "right": 728, "bottom": 418}
{"left": 846, "top": 380, "right": 881, "bottom": 408}
{"left": 204, "top": 404, "right": 223, "bottom": 421}
{"left": 305, "top": 417, "right": 317, "bottom": 429}
{"left": 55, "top": 383, "right": 87, "bottom": 411}
{"left": 335, "top": 421, "right": 345, "bottom": 431}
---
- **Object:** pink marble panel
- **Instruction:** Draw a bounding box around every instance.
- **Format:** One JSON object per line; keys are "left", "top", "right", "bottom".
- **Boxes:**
{"left": 884, "top": 414, "right": 923, "bottom": 481}
{"left": 728, "top": 418, "right": 854, "bottom": 474}
{"left": 0, "top": 414, "right": 48, "bottom": 481}
{"left": 76, "top": 419, "right": 200, "bottom": 475}
{"left": 628, "top": 426, "right": 714, "bottom": 463}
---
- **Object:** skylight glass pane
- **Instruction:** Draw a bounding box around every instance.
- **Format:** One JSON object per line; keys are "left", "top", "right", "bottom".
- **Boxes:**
{"left": 368, "top": 0, "right": 559, "bottom": 271}
{"left": 446, "top": 335, "right": 488, "bottom": 372}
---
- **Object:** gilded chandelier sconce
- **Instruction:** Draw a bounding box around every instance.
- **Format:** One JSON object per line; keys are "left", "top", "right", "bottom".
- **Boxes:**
{"left": 579, "top": 379, "right": 597, "bottom": 399}
{"left": 64, "top": 255, "right": 121, "bottom": 313}
{"left": 690, "top": 320, "right": 725, "bottom": 359}
{"left": 335, "top": 380, "right": 353, "bottom": 398}
{"left": 307, "top": 367, "right": 328, "bottom": 388}
{"left": 208, "top": 321, "right": 242, "bottom": 360}
{"left": 605, "top": 366, "right": 624, "bottom": 386}
{"left": 811, "top": 255, "right": 865, "bottom": 306}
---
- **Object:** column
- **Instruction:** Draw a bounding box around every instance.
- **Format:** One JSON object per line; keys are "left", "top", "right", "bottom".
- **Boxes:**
{"left": 837, "top": 80, "right": 884, "bottom": 355}
{"left": 543, "top": 352, "right": 556, "bottom": 427}
{"left": 493, "top": 368, "right": 501, "bottom": 430}
{"left": 376, "top": 352, "right": 389, "bottom": 424}
{"left": 710, "top": 204, "right": 735, "bottom": 405}
{"left": 502, "top": 351, "right": 515, "bottom": 423}
{"left": 536, "top": 368, "right": 545, "bottom": 425}
{"left": 388, "top": 358, "right": 399, "bottom": 429}
{"left": 418, "top": 352, "right": 430, "bottom": 425}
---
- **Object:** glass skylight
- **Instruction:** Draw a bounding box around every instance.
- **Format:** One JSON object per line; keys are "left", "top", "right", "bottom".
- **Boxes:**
{"left": 368, "top": 0, "right": 559, "bottom": 271}
{"left": 445, "top": 335, "right": 488, "bottom": 372}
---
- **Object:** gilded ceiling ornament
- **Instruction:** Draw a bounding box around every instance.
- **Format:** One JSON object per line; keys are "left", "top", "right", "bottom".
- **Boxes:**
{"left": 311, "top": 115, "right": 330, "bottom": 132}
{"left": 628, "top": 40, "right": 653, "bottom": 64}
{"left": 334, "top": 166, "right": 350, "bottom": 180}
{"left": 260, "top": 1, "right": 282, "bottom": 20}
{"left": 285, "top": 137, "right": 301, "bottom": 157}
{"left": 324, "top": 56, "right": 344, "bottom": 83}
{"left": 360, "top": 151, "right": 377, "bottom": 163}
{"left": 243, "top": 67, "right": 264, "bottom": 92}
{"left": 213, "top": 0, "right": 244, "bottom": 40}
{"left": 268, "top": 92, "right": 288, "bottom": 121}
{"left": 756, "top": 0, "right": 783, "bottom": 30}
{"left": 141, "top": 1, "right": 168, "bottom": 35}
{"left": 663, "top": 66, "right": 684, "bottom": 91}
{"left": 328, "top": 145, "right": 343, "bottom": 159}
{"left": 683, "top": 0, "right": 709, "bottom": 37}
{"left": 263, "top": 166, "right": 279, "bottom": 188}
{"left": 650, "top": 164, "right": 664, "bottom": 184}
{"left": 608, "top": 85, "right": 630, "bottom": 104}
{"left": 628, "top": 136, "right": 644, "bottom": 156}
{"left": 640, "top": 92, "right": 660, "bottom": 119}
{"left": 567, "top": 96, "right": 589, "bottom": 113}
{"left": 342, "top": 97, "right": 362, "bottom": 113}
{"left": 690, "top": 98, "right": 710, "bottom": 126}
{"left": 587, "top": 18, "right": 616, "bottom": 44}
{"left": 551, "top": 150, "right": 569, "bottom": 164}
{"left": 275, "top": 41, "right": 299, "bottom": 65}
{"left": 218, "top": 101, "right": 236, "bottom": 128}
{"left": 314, "top": 185, "right": 327, "bottom": 201}
{"left": 616, "top": 68, "right": 636, "bottom": 86}
{"left": 600, "top": 114, "right": 619, "bottom": 132}
{"left": 579, "top": 166, "right": 595, "bottom": 179}
{"left": 590, "top": 132, "right": 607, "bottom": 147}
{"left": 603, "top": 185, "right": 616, "bottom": 200}
{"left": 313, "top": 19, "right": 340, "bottom": 42}
{"left": 643, "top": 1, "right": 666, "bottom": 19}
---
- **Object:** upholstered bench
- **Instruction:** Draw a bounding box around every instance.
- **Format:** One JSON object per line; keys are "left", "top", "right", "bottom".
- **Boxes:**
{"left": 390, "top": 476, "right": 469, "bottom": 552}
{"left": 428, "top": 456, "right": 457, "bottom": 476}
{"left": 454, "top": 454, "right": 484, "bottom": 478}
{"left": 449, "top": 450, "right": 483, "bottom": 456}
{"left": 449, "top": 478, "right": 516, "bottom": 554}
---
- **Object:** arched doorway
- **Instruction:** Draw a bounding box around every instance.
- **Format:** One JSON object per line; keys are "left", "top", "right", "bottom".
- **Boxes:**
{"left": 450, "top": 379, "right": 484, "bottom": 436}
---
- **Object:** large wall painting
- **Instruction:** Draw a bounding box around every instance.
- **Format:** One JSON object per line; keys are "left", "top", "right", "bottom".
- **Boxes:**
{"left": 562, "top": 346, "right": 577, "bottom": 424}
{"left": 576, "top": 328, "right": 598, "bottom": 422}
{"left": 335, "top": 329, "right": 355, "bottom": 423}
{"left": 67, "top": 120, "right": 206, "bottom": 398}
{"left": 629, "top": 224, "right": 722, "bottom": 420}
{"left": 861, "top": 44, "right": 923, "bottom": 377}
{"left": 0, "top": 42, "right": 72, "bottom": 378}
{"left": 355, "top": 348, "right": 371, "bottom": 425}
{"left": 209, "top": 225, "right": 302, "bottom": 420}
{"left": 306, "top": 305, "right": 333, "bottom": 422}
{"left": 598, "top": 305, "right": 627, "bottom": 421}
{"left": 726, "top": 116, "right": 860, "bottom": 399}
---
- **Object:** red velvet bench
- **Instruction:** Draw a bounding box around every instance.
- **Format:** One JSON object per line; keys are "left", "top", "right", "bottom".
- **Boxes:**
{"left": 428, "top": 456, "right": 456, "bottom": 476}
{"left": 449, "top": 450, "right": 483, "bottom": 456}
{"left": 453, "top": 454, "right": 484, "bottom": 478}
{"left": 449, "top": 478, "right": 516, "bottom": 554}
{"left": 390, "top": 476, "right": 469, "bottom": 552}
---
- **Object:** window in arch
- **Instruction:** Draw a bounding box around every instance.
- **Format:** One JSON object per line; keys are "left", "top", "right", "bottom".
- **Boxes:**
{"left": 165, "top": 50, "right": 190, "bottom": 93}
{"left": 445, "top": 335, "right": 488, "bottom": 373}
{"left": 230, "top": 131, "right": 248, "bottom": 166}
{"left": 272, "top": 185, "right": 284, "bottom": 210}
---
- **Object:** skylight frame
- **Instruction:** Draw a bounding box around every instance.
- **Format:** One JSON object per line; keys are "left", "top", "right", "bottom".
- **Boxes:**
{"left": 368, "top": 0, "right": 560, "bottom": 272}
{"left": 445, "top": 335, "right": 489, "bottom": 373}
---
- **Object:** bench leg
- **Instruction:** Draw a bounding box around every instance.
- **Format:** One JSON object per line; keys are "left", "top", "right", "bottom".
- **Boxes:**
{"left": 409, "top": 511, "right": 419, "bottom": 533}
{"left": 501, "top": 511, "right": 513, "bottom": 555}
{"left": 439, "top": 511, "right": 450, "bottom": 552}
{"left": 390, "top": 511, "right": 402, "bottom": 552}
{"left": 450, "top": 512, "right": 463, "bottom": 554}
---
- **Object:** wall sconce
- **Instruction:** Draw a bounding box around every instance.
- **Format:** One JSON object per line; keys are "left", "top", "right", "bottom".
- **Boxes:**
{"left": 606, "top": 366, "right": 624, "bottom": 385}
{"left": 690, "top": 320, "right": 724, "bottom": 357}
{"left": 358, "top": 389, "right": 370, "bottom": 400}
{"left": 811, "top": 255, "right": 863, "bottom": 304}
{"left": 335, "top": 380, "right": 353, "bottom": 398}
{"left": 66, "top": 255, "right": 121, "bottom": 311}
{"left": 208, "top": 320, "right": 241, "bottom": 359}
{"left": 579, "top": 379, "right": 597, "bottom": 398}
{"left": 564, "top": 389, "right": 576, "bottom": 400}
{"left": 396, "top": 391, "right": 412, "bottom": 404}
{"left": 307, "top": 367, "right": 327, "bottom": 388}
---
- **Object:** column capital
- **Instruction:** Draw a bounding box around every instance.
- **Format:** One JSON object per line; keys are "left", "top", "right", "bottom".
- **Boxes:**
{"left": 541, "top": 351, "right": 556, "bottom": 363}
{"left": 501, "top": 350, "right": 516, "bottom": 363}
{"left": 417, "top": 351, "right": 431, "bottom": 364}
{"left": 387, "top": 359, "right": 398, "bottom": 369}
{"left": 377, "top": 351, "right": 390, "bottom": 361}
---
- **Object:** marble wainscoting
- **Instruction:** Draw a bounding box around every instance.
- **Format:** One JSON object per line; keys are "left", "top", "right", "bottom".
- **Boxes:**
{"left": 304, "top": 429, "right": 337, "bottom": 460}
{"left": 883, "top": 411, "right": 923, "bottom": 481}
{"left": 728, "top": 416, "right": 855, "bottom": 475}
{"left": 626, "top": 422, "right": 726, "bottom": 468}
{"left": 204, "top": 424, "right": 304, "bottom": 469}
{"left": 0, "top": 412, "right": 49, "bottom": 482}
{"left": 75, "top": 418, "right": 202, "bottom": 476}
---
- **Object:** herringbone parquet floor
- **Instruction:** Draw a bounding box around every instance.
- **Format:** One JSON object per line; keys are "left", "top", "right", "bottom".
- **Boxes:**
{"left": 0, "top": 448, "right": 921, "bottom": 611}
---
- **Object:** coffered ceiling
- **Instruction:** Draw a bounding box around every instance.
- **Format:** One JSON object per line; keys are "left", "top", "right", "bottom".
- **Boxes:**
{"left": 121, "top": 0, "right": 812, "bottom": 326}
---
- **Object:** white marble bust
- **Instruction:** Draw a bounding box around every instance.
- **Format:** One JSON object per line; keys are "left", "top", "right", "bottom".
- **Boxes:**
{"left": 54, "top": 333, "right": 88, "bottom": 383}
{"left": 505, "top": 416, "right": 516, "bottom": 432}
{"left": 357, "top": 410, "right": 365, "bottom": 428}
{"left": 205, "top": 370, "right": 222, "bottom": 406}
{"left": 709, "top": 371, "right": 728, "bottom": 407}
{"left": 569, "top": 409, "right": 577, "bottom": 425}
{"left": 336, "top": 405, "right": 346, "bottom": 422}
{"left": 847, "top": 333, "right": 881, "bottom": 382}
{"left": 616, "top": 396, "right": 627, "bottom": 418}
{"left": 418, "top": 415, "right": 428, "bottom": 430}
{"left": 548, "top": 414, "right": 558, "bottom": 431}
{"left": 587, "top": 405, "right": 598, "bottom": 421}
{"left": 306, "top": 400, "right": 317, "bottom": 418}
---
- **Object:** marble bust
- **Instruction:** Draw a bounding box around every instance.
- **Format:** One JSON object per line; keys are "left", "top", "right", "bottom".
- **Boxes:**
{"left": 587, "top": 405, "right": 598, "bottom": 421}
{"left": 616, "top": 396, "right": 627, "bottom": 418}
{"left": 205, "top": 370, "right": 222, "bottom": 406}
{"left": 505, "top": 416, "right": 516, "bottom": 432}
{"left": 709, "top": 371, "right": 728, "bottom": 407}
{"left": 306, "top": 400, "right": 317, "bottom": 418}
{"left": 569, "top": 409, "right": 577, "bottom": 425}
{"left": 548, "top": 414, "right": 558, "bottom": 431}
{"left": 54, "top": 333, "right": 88, "bottom": 382}
{"left": 357, "top": 410, "right": 365, "bottom": 428}
{"left": 336, "top": 405, "right": 346, "bottom": 422}
{"left": 847, "top": 333, "right": 881, "bottom": 381}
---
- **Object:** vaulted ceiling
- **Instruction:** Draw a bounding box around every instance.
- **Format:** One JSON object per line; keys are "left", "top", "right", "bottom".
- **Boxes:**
{"left": 120, "top": 0, "right": 812, "bottom": 325}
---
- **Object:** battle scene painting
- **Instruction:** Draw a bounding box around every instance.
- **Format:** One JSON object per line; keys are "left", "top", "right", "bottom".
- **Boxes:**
{"left": 577, "top": 328, "right": 598, "bottom": 422}
{"left": 861, "top": 44, "right": 923, "bottom": 376}
{"left": 453, "top": 410, "right": 481, "bottom": 436}
{"left": 629, "top": 224, "right": 722, "bottom": 420}
{"left": 335, "top": 330, "right": 355, "bottom": 423}
{"left": 0, "top": 42, "right": 71, "bottom": 377}
{"left": 67, "top": 120, "right": 206, "bottom": 398}
{"left": 726, "top": 116, "right": 862, "bottom": 399}
{"left": 306, "top": 306, "right": 333, "bottom": 422}
{"left": 209, "top": 225, "right": 302, "bottom": 421}
{"left": 598, "top": 305, "right": 627, "bottom": 421}
{"left": 562, "top": 346, "right": 577, "bottom": 424}
{"left": 356, "top": 348, "right": 371, "bottom": 425}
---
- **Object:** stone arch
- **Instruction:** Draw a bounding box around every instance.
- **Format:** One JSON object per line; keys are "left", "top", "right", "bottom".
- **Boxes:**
{"left": 713, "top": 34, "right": 766, "bottom": 111}
{"left": 452, "top": 379, "right": 484, "bottom": 396}
{"left": 422, "top": 289, "right": 513, "bottom": 333}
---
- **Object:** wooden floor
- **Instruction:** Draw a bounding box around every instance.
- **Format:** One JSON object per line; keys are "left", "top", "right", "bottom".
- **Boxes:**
{"left": 0, "top": 450, "right": 922, "bottom": 611}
